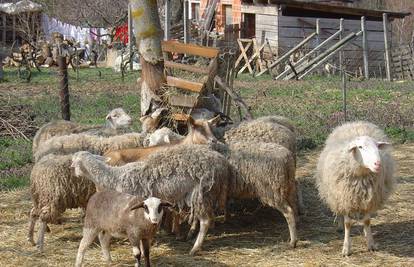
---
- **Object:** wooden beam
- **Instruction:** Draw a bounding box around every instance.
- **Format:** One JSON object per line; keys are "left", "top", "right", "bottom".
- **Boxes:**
{"left": 168, "top": 95, "right": 198, "bottom": 107}
{"left": 172, "top": 113, "right": 190, "bottom": 121}
{"left": 2, "top": 14, "right": 5, "bottom": 45}
{"left": 164, "top": 0, "right": 171, "bottom": 40}
{"left": 183, "top": 0, "right": 189, "bottom": 43}
{"left": 166, "top": 76, "right": 203, "bottom": 92}
{"left": 162, "top": 40, "right": 219, "bottom": 58}
{"left": 164, "top": 60, "right": 209, "bottom": 74}
{"left": 383, "top": 13, "right": 392, "bottom": 81}
{"left": 361, "top": 16, "right": 369, "bottom": 79}
{"left": 214, "top": 76, "right": 253, "bottom": 120}
{"left": 128, "top": 4, "right": 133, "bottom": 71}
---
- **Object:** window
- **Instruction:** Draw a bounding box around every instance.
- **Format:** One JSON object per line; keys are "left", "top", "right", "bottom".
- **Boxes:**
{"left": 224, "top": 5, "right": 233, "bottom": 25}
{"left": 191, "top": 3, "right": 200, "bottom": 21}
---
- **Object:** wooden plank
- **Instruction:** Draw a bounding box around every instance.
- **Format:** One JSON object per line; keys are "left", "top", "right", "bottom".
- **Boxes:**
{"left": 162, "top": 40, "right": 219, "bottom": 58}
{"left": 172, "top": 113, "right": 190, "bottom": 121}
{"left": 256, "top": 14, "right": 278, "bottom": 26}
{"left": 166, "top": 76, "right": 203, "bottom": 92}
{"left": 169, "top": 95, "right": 198, "bottom": 108}
{"left": 241, "top": 4, "right": 278, "bottom": 15}
{"left": 164, "top": 60, "right": 209, "bottom": 74}
{"left": 383, "top": 13, "right": 392, "bottom": 81}
{"left": 361, "top": 16, "right": 369, "bottom": 79}
{"left": 278, "top": 16, "right": 384, "bottom": 31}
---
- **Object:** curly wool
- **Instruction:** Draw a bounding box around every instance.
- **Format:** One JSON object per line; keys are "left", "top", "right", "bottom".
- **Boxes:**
{"left": 74, "top": 145, "right": 231, "bottom": 223}
{"left": 34, "top": 133, "right": 145, "bottom": 162}
{"left": 213, "top": 142, "right": 298, "bottom": 215}
{"left": 316, "top": 121, "right": 395, "bottom": 216}
{"left": 30, "top": 154, "right": 96, "bottom": 223}
{"left": 224, "top": 117, "right": 296, "bottom": 156}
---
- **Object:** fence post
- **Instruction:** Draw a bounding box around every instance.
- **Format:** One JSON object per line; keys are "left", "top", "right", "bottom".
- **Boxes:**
{"left": 183, "top": 0, "right": 189, "bottom": 44}
{"left": 342, "top": 69, "right": 347, "bottom": 122}
{"left": 383, "top": 13, "right": 392, "bottom": 81}
{"left": 361, "top": 16, "right": 369, "bottom": 79}
{"left": 128, "top": 3, "right": 134, "bottom": 71}
{"left": 58, "top": 56, "right": 70, "bottom": 121}
{"left": 339, "top": 18, "right": 344, "bottom": 70}
{"left": 164, "top": 0, "right": 171, "bottom": 40}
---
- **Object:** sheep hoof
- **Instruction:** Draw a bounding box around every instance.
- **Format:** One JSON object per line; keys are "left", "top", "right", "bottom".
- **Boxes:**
{"left": 189, "top": 248, "right": 199, "bottom": 256}
{"left": 186, "top": 231, "right": 196, "bottom": 241}
{"left": 46, "top": 225, "right": 51, "bottom": 233}
{"left": 27, "top": 238, "right": 36, "bottom": 246}
{"left": 290, "top": 240, "right": 297, "bottom": 248}
{"left": 367, "top": 243, "right": 378, "bottom": 252}
{"left": 341, "top": 248, "right": 351, "bottom": 257}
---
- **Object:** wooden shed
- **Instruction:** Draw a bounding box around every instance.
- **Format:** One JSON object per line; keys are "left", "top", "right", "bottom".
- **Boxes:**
{"left": 189, "top": 0, "right": 410, "bottom": 74}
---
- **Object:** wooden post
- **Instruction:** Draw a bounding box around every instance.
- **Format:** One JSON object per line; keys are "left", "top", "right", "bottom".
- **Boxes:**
{"left": 164, "top": 0, "right": 171, "bottom": 40}
{"left": 128, "top": 3, "right": 133, "bottom": 71}
{"left": 383, "top": 13, "right": 392, "bottom": 81}
{"left": 184, "top": 0, "right": 189, "bottom": 43}
{"left": 12, "top": 15, "right": 16, "bottom": 45}
{"left": 2, "top": 14, "right": 5, "bottom": 46}
{"left": 361, "top": 16, "right": 369, "bottom": 79}
{"left": 58, "top": 56, "right": 70, "bottom": 121}
{"left": 339, "top": 18, "right": 344, "bottom": 70}
{"left": 342, "top": 68, "right": 347, "bottom": 122}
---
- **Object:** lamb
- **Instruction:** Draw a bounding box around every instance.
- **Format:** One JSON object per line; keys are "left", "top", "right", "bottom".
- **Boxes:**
{"left": 144, "top": 127, "right": 183, "bottom": 147}
{"left": 75, "top": 192, "right": 171, "bottom": 267}
{"left": 34, "top": 132, "right": 145, "bottom": 162}
{"left": 32, "top": 108, "right": 133, "bottom": 154}
{"left": 316, "top": 121, "right": 395, "bottom": 256}
{"left": 28, "top": 153, "right": 97, "bottom": 252}
{"left": 71, "top": 145, "right": 231, "bottom": 255}
{"left": 139, "top": 107, "right": 167, "bottom": 134}
{"left": 104, "top": 116, "right": 220, "bottom": 166}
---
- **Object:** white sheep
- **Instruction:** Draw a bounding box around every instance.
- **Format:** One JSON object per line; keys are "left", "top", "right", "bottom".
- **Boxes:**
{"left": 144, "top": 127, "right": 183, "bottom": 147}
{"left": 32, "top": 108, "right": 133, "bottom": 154}
{"left": 34, "top": 132, "right": 145, "bottom": 162}
{"left": 75, "top": 192, "right": 171, "bottom": 267}
{"left": 71, "top": 144, "right": 231, "bottom": 255}
{"left": 316, "top": 121, "right": 395, "bottom": 256}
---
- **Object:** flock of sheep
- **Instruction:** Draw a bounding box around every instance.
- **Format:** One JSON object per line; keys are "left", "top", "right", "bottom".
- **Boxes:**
{"left": 27, "top": 107, "right": 396, "bottom": 266}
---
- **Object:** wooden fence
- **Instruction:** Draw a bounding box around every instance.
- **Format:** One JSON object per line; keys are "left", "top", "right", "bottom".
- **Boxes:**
{"left": 391, "top": 45, "right": 414, "bottom": 80}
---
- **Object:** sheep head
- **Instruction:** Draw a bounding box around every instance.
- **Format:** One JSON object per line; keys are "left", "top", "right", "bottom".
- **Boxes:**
{"left": 106, "top": 108, "right": 133, "bottom": 129}
{"left": 130, "top": 197, "right": 173, "bottom": 225}
{"left": 186, "top": 115, "right": 220, "bottom": 145}
{"left": 348, "top": 136, "right": 391, "bottom": 173}
{"left": 71, "top": 151, "right": 107, "bottom": 177}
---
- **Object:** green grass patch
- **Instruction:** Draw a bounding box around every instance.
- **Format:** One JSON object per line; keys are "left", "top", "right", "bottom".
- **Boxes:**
{"left": 0, "top": 137, "right": 32, "bottom": 170}
{"left": 0, "top": 174, "right": 29, "bottom": 191}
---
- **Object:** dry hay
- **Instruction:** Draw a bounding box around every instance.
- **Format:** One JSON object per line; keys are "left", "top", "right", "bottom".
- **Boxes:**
{"left": 0, "top": 145, "right": 413, "bottom": 267}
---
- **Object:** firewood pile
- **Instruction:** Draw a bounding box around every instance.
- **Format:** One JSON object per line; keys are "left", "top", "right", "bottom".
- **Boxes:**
{"left": 0, "top": 102, "right": 38, "bottom": 141}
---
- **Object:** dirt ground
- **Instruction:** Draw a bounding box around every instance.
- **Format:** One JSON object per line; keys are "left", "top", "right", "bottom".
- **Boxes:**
{"left": 0, "top": 144, "right": 413, "bottom": 267}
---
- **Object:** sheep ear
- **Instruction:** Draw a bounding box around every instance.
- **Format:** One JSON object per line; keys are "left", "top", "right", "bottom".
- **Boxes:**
{"left": 105, "top": 114, "right": 112, "bottom": 121}
{"left": 160, "top": 200, "right": 174, "bottom": 208}
{"left": 348, "top": 142, "right": 357, "bottom": 152}
{"left": 163, "top": 135, "right": 170, "bottom": 144}
{"left": 207, "top": 115, "right": 221, "bottom": 126}
{"left": 377, "top": 141, "right": 391, "bottom": 149}
{"left": 139, "top": 115, "right": 148, "bottom": 123}
{"left": 130, "top": 201, "right": 145, "bottom": 211}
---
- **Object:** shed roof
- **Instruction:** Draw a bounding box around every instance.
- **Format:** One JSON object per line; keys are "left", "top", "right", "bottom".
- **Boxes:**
{"left": 269, "top": 0, "right": 411, "bottom": 21}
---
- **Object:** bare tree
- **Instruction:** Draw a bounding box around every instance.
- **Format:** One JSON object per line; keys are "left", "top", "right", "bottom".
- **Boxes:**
{"left": 130, "top": 0, "right": 165, "bottom": 116}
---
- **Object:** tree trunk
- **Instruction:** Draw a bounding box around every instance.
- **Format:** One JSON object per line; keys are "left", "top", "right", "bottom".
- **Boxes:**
{"left": 130, "top": 0, "right": 165, "bottom": 116}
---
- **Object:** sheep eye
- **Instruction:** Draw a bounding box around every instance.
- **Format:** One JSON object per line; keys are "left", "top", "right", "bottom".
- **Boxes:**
{"left": 158, "top": 205, "right": 162, "bottom": 213}
{"left": 358, "top": 146, "right": 363, "bottom": 149}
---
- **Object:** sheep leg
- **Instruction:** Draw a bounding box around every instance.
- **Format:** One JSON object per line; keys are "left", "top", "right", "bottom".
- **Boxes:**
{"left": 27, "top": 208, "right": 37, "bottom": 246}
{"left": 98, "top": 231, "right": 112, "bottom": 263}
{"left": 280, "top": 204, "right": 298, "bottom": 248}
{"left": 172, "top": 213, "right": 184, "bottom": 240}
{"left": 75, "top": 227, "right": 99, "bottom": 267}
{"left": 363, "top": 214, "right": 377, "bottom": 251}
{"left": 36, "top": 221, "right": 47, "bottom": 252}
{"left": 132, "top": 245, "right": 141, "bottom": 267}
{"left": 336, "top": 215, "right": 344, "bottom": 232}
{"left": 342, "top": 215, "right": 352, "bottom": 256}
{"left": 186, "top": 219, "right": 199, "bottom": 241}
{"left": 189, "top": 216, "right": 210, "bottom": 255}
{"left": 141, "top": 238, "right": 151, "bottom": 267}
